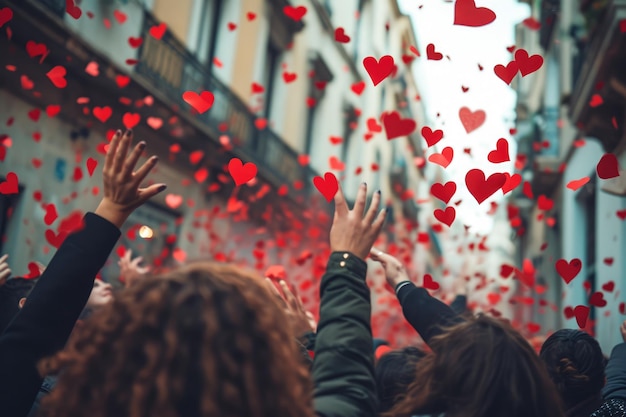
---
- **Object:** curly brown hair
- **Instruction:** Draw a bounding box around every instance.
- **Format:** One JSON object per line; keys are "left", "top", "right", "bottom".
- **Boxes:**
{"left": 387, "top": 314, "right": 565, "bottom": 417}
{"left": 38, "top": 262, "right": 315, "bottom": 417}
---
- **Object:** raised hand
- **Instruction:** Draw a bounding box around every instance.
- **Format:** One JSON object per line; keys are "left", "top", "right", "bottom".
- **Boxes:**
{"left": 370, "top": 248, "right": 410, "bottom": 289}
{"left": 621, "top": 320, "right": 626, "bottom": 343}
{"left": 265, "top": 278, "right": 314, "bottom": 336}
{"left": 118, "top": 249, "right": 151, "bottom": 288}
{"left": 330, "top": 182, "right": 386, "bottom": 260}
{"left": 95, "top": 130, "right": 166, "bottom": 228}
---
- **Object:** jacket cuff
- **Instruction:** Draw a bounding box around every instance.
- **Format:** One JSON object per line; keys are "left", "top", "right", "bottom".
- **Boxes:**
{"left": 326, "top": 252, "right": 367, "bottom": 279}
{"left": 73, "top": 212, "right": 121, "bottom": 249}
{"left": 395, "top": 280, "right": 413, "bottom": 295}
{"left": 610, "top": 342, "right": 626, "bottom": 359}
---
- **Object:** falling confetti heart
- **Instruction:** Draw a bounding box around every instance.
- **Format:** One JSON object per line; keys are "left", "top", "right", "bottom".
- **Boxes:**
{"left": 228, "top": 158, "right": 257, "bottom": 186}
{"left": 313, "top": 172, "right": 339, "bottom": 202}
{"left": 465, "top": 169, "right": 505, "bottom": 204}
{"left": 487, "top": 138, "right": 509, "bottom": 163}
{"left": 555, "top": 258, "right": 581, "bottom": 284}
{"left": 46, "top": 66, "right": 67, "bottom": 88}
{"left": 596, "top": 153, "right": 620, "bottom": 179}
{"left": 459, "top": 107, "right": 486, "bottom": 134}
{"left": 421, "top": 126, "right": 444, "bottom": 147}
{"left": 182, "top": 91, "right": 214, "bottom": 114}
{"left": 454, "top": 0, "right": 496, "bottom": 27}
{"left": 363, "top": 55, "right": 394, "bottom": 86}
{"left": 382, "top": 111, "right": 416, "bottom": 140}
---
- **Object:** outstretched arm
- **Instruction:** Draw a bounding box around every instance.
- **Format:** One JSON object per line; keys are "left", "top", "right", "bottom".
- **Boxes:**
{"left": 313, "top": 182, "right": 385, "bottom": 417}
{"left": 602, "top": 321, "right": 626, "bottom": 401}
{"left": 0, "top": 130, "right": 166, "bottom": 417}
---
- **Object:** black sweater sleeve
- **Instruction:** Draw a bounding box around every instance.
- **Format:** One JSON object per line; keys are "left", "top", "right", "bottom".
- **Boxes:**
{"left": 396, "top": 282, "right": 461, "bottom": 346}
{"left": 0, "top": 213, "right": 120, "bottom": 417}
{"left": 312, "top": 252, "right": 377, "bottom": 417}
{"left": 603, "top": 343, "right": 626, "bottom": 401}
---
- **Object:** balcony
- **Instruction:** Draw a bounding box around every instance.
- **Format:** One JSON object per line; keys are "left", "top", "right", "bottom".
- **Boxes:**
{"left": 570, "top": 0, "right": 626, "bottom": 153}
{"left": 1, "top": 0, "right": 320, "bottom": 222}
{"left": 134, "top": 10, "right": 317, "bottom": 196}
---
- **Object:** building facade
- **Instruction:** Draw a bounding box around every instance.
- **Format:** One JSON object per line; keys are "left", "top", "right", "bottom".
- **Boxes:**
{"left": 0, "top": 0, "right": 430, "bottom": 345}
{"left": 512, "top": 0, "right": 626, "bottom": 351}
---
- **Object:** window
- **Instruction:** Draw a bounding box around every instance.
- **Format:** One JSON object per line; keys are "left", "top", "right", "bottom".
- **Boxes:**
{"left": 262, "top": 43, "right": 281, "bottom": 119}
{"left": 187, "top": 0, "right": 217, "bottom": 65}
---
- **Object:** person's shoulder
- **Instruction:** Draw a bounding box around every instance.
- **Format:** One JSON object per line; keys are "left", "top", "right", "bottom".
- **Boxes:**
{"left": 591, "top": 398, "right": 626, "bottom": 417}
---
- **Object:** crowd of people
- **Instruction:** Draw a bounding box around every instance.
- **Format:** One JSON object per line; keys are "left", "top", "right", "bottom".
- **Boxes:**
{"left": 0, "top": 129, "right": 624, "bottom": 417}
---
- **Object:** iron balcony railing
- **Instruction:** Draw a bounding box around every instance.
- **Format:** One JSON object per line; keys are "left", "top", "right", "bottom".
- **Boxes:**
{"left": 134, "top": 10, "right": 318, "bottom": 196}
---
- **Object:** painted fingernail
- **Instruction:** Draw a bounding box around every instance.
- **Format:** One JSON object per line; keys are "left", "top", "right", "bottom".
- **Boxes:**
{"left": 126, "top": 129, "right": 133, "bottom": 136}
{"left": 157, "top": 184, "right": 167, "bottom": 192}
{"left": 362, "top": 182, "right": 367, "bottom": 187}
{"left": 152, "top": 156, "right": 159, "bottom": 162}
{"left": 138, "top": 141, "right": 146, "bottom": 149}
{"left": 377, "top": 190, "right": 381, "bottom": 194}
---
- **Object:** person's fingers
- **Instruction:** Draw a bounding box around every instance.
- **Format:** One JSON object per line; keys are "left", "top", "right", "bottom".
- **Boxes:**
{"left": 280, "top": 280, "right": 298, "bottom": 311}
{"left": 370, "top": 207, "right": 387, "bottom": 236}
{"left": 104, "top": 130, "right": 122, "bottom": 172}
{"left": 0, "top": 268, "right": 11, "bottom": 281}
{"left": 122, "top": 141, "right": 146, "bottom": 179}
{"left": 333, "top": 181, "right": 350, "bottom": 218}
{"left": 265, "top": 278, "right": 287, "bottom": 307}
{"left": 133, "top": 155, "right": 159, "bottom": 186}
{"left": 363, "top": 190, "right": 381, "bottom": 225}
{"left": 0, "top": 254, "right": 8, "bottom": 264}
{"left": 137, "top": 183, "right": 167, "bottom": 204}
{"left": 353, "top": 182, "right": 367, "bottom": 217}
{"left": 112, "top": 130, "right": 133, "bottom": 174}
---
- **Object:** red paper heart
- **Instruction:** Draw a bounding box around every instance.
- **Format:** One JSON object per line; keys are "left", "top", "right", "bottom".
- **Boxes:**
{"left": 494, "top": 60, "right": 519, "bottom": 85}
{"left": 596, "top": 153, "right": 620, "bottom": 179}
{"left": 86, "top": 157, "right": 97, "bottom": 176}
{"left": 426, "top": 43, "right": 443, "bottom": 60}
{"left": 367, "top": 117, "right": 382, "bottom": 132}
{"left": 465, "top": 169, "right": 505, "bottom": 204}
{"left": 189, "top": 150, "right": 204, "bottom": 165}
{"left": 165, "top": 193, "right": 183, "bottom": 209}
{"left": 329, "top": 156, "right": 345, "bottom": 171}
{"left": 147, "top": 117, "right": 163, "bottom": 129}
{"left": 0, "top": 172, "right": 19, "bottom": 194}
{"left": 488, "top": 138, "right": 510, "bottom": 163}
{"left": 43, "top": 203, "right": 58, "bottom": 225}
{"left": 602, "top": 281, "right": 615, "bottom": 292}
{"left": 589, "top": 94, "right": 603, "bottom": 107}
{"left": 85, "top": 61, "right": 99, "bottom": 77}
{"left": 563, "top": 306, "right": 575, "bottom": 319}
{"left": 128, "top": 36, "right": 143, "bottom": 48}
{"left": 515, "top": 49, "right": 544, "bottom": 77}
{"left": 283, "top": 5, "right": 307, "bottom": 21}
{"left": 183, "top": 91, "right": 214, "bottom": 114}
{"left": 500, "top": 264, "right": 514, "bottom": 278}
{"left": 149, "top": 23, "right": 166, "bottom": 39}
{"left": 282, "top": 71, "right": 297, "bottom": 83}
{"left": 501, "top": 173, "right": 522, "bottom": 194}
{"left": 0, "top": 7, "right": 13, "bottom": 28}
{"left": 351, "top": 81, "right": 365, "bottom": 95}
{"left": 313, "top": 172, "right": 338, "bottom": 202}
{"left": 434, "top": 206, "right": 456, "bottom": 227}
{"left": 194, "top": 167, "right": 208, "bottom": 183}
{"left": 523, "top": 17, "right": 541, "bottom": 30}
{"left": 46, "top": 66, "right": 67, "bottom": 88}
{"left": 617, "top": 209, "right": 626, "bottom": 220}
{"left": 113, "top": 10, "right": 127, "bottom": 24}
{"left": 459, "top": 107, "right": 486, "bottom": 134}
{"left": 334, "top": 27, "right": 350, "bottom": 43}
{"left": 25, "top": 262, "right": 41, "bottom": 279}
{"left": 574, "top": 305, "right": 590, "bottom": 328}
{"left": 428, "top": 147, "right": 454, "bottom": 168}
{"left": 589, "top": 291, "right": 607, "bottom": 308}
{"left": 251, "top": 82, "right": 264, "bottom": 93}
{"left": 537, "top": 195, "right": 554, "bottom": 211}
{"left": 620, "top": 302, "right": 626, "bottom": 315}
{"left": 228, "top": 158, "right": 257, "bottom": 186}
{"left": 421, "top": 126, "right": 444, "bottom": 147}
{"left": 555, "top": 258, "right": 581, "bottom": 284}
{"left": 227, "top": 22, "right": 237, "bottom": 31}
{"left": 93, "top": 106, "right": 112, "bottom": 122}
{"left": 26, "top": 40, "right": 48, "bottom": 58}
{"left": 382, "top": 111, "right": 416, "bottom": 140}
{"left": 423, "top": 274, "right": 440, "bottom": 290}
{"left": 566, "top": 176, "right": 590, "bottom": 191}
{"left": 431, "top": 181, "right": 457, "bottom": 204}
{"left": 122, "top": 112, "right": 140, "bottom": 129}
{"left": 65, "top": 0, "right": 82, "bottom": 19}
{"left": 363, "top": 55, "right": 394, "bottom": 86}
{"left": 246, "top": 12, "right": 256, "bottom": 21}
{"left": 454, "top": 0, "right": 496, "bottom": 27}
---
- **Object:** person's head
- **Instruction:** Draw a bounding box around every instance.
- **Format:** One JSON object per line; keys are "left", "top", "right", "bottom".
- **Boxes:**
{"left": 388, "top": 314, "right": 565, "bottom": 417}
{"left": 0, "top": 277, "right": 38, "bottom": 333}
{"left": 376, "top": 346, "right": 425, "bottom": 413}
{"left": 539, "top": 329, "right": 606, "bottom": 409}
{"left": 85, "top": 279, "right": 113, "bottom": 310}
{"left": 39, "top": 262, "right": 314, "bottom": 417}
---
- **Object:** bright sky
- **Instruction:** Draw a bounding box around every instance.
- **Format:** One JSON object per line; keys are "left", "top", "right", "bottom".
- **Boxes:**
{"left": 398, "top": 0, "right": 531, "bottom": 234}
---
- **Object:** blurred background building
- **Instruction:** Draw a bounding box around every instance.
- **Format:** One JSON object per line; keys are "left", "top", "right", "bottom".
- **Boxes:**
{"left": 511, "top": 0, "right": 626, "bottom": 351}
{"left": 0, "top": 0, "right": 438, "bottom": 344}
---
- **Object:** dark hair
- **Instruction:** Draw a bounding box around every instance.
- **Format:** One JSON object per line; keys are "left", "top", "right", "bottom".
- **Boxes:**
{"left": 539, "top": 329, "right": 606, "bottom": 409}
{"left": 39, "top": 262, "right": 314, "bottom": 417}
{"left": 376, "top": 346, "right": 426, "bottom": 413}
{"left": 388, "top": 314, "right": 565, "bottom": 417}
{"left": 0, "top": 277, "right": 38, "bottom": 333}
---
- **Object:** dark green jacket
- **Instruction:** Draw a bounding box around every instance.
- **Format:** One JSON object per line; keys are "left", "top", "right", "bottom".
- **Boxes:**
{"left": 312, "top": 252, "right": 377, "bottom": 417}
